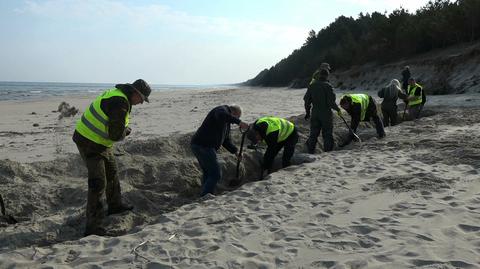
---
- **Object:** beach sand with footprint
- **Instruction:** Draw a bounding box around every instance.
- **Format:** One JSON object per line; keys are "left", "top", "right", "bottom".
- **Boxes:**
{"left": 1, "top": 87, "right": 480, "bottom": 268}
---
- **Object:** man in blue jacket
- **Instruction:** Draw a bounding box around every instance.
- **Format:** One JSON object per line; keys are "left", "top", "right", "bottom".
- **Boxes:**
{"left": 191, "top": 105, "right": 249, "bottom": 196}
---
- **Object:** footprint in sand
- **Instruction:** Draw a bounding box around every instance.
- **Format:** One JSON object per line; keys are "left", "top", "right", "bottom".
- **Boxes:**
{"left": 64, "top": 249, "right": 80, "bottom": 263}
{"left": 458, "top": 224, "right": 480, "bottom": 233}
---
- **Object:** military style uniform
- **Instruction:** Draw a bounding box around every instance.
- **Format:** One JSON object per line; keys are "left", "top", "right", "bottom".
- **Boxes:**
{"left": 304, "top": 71, "right": 340, "bottom": 153}
{"left": 73, "top": 79, "right": 150, "bottom": 236}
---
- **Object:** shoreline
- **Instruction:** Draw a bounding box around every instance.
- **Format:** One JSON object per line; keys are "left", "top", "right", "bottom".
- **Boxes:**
{"left": 0, "top": 82, "right": 242, "bottom": 103}
{"left": 2, "top": 86, "right": 480, "bottom": 163}
{"left": 0, "top": 86, "right": 305, "bottom": 163}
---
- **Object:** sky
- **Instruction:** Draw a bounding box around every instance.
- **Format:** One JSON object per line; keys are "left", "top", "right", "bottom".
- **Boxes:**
{"left": 0, "top": 0, "right": 436, "bottom": 85}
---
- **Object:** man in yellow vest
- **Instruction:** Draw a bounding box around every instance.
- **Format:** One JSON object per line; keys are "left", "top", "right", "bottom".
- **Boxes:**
{"left": 246, "top": 117, "right": 298, "bottom": 178}
{"left": 339, "top": 93, "right": 385, "bottom": 146}
{"left": 406, "top": 77, "right": 426, "bottom": 120}
{"left": 72, "top": 79, "right": 151, "bottom": 236}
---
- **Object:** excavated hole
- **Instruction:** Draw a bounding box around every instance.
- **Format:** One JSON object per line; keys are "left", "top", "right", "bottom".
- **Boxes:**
{"left": 0, "top": 108, "right": 439, "bottom": 250}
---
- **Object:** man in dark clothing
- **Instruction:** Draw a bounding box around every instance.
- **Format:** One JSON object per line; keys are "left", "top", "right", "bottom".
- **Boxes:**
{"left": 401, "top": 66, "right": 411, "bottom": 91}
{"left": 406, "top": 77, "right": 426, "bottom": 120}
{"left": 73, "top": 79, "right": 151, "bottom": 236}
{"left": 339, "top": 94, "right": 385, "bottom": 146}
{"left": 191, "top": 105, "right": 249, "bottom": 196}
{"left": 304, "top": 68, "right": 341, "bottom": 153}
{"left": 246, "top": 117, "right": 298, "bottom": 178}
{"left": 378, "top": 79, "right": 407, "bottom": 126}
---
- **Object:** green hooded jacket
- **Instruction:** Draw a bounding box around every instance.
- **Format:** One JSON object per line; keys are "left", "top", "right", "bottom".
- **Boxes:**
{"left": 304, "top": 76, "right": 340, "bottom": 120}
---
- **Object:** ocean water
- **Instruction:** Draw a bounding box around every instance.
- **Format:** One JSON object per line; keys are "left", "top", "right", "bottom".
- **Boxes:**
{"left": 0, "top": 81, "right": 236, "bottom": 101}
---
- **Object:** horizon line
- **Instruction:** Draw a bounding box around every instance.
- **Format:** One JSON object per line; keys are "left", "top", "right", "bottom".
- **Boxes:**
{"left": 0, "top": 80, "right": 242, "bottom": 87}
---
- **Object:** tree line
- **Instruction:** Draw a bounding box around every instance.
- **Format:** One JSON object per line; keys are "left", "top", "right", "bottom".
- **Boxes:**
{"left": 245, "top": 0, "right": 480, "bottom": 87}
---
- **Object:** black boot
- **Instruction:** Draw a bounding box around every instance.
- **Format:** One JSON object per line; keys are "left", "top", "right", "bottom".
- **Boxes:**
{"left": 108, "top": 203, "right": 133, "bottom": 215}
{"left": 84, "top": 226, "right": 107, "bottom": 237}
{"left": 305, "top": 141, "right": 315, "bottom": 154}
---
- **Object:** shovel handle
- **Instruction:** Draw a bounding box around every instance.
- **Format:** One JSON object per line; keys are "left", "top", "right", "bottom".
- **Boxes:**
{"left": 339, "top": 114, "right": 361, "bottom": 142}
{"left": 0, "top": 194, "right": 5, "bottom": 216}
{"left": 235, "top": 127, "right": 249, "bottom": 179}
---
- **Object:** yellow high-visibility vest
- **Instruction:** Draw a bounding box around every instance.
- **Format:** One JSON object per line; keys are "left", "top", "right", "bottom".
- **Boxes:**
{"left": 345, "top": 94, "right": 369, "bottom": 121}
{"left": 407, "top": 83, "right": 423, "bottom": 107}
{"left": 75, "top": 88, "right": 130, "bottom": 147}
{"left": 257, "top": 117, "right": 294, "bottom": 142}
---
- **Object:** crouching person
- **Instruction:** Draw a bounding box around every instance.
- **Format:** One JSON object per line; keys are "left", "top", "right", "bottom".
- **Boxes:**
{"left": 339, "top": 94, "right": 385, "bottom": 146}
{"left": 191, "top": 105, "right": 249, "bottom": 197}
{"left": 246, "top": 117, "right": 298, "bottom": 179}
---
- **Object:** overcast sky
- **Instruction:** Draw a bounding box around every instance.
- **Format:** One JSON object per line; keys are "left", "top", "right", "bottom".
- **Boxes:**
{"left": 0, "top": 0, "right": 436, "bottom": 84}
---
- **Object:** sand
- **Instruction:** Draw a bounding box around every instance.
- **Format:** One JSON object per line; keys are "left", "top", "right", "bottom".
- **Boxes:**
{"left": 1, "top": 86, "right": 480, "bottom": 268}
{"left": 329, "top": 42, "right": 480, "bottom": 95}
{"left": 0, "top": 87, "right": 307, "bottom": 163}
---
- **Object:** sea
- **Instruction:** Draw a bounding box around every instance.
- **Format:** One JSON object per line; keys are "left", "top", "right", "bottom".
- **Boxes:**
{"left": 0, "top": 81, "right": 237, "bottom": 101}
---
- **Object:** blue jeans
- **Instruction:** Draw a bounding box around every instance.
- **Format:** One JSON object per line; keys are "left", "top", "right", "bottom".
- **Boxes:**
{"left": 191, "top": 144, "right": 222, "bottom": 196}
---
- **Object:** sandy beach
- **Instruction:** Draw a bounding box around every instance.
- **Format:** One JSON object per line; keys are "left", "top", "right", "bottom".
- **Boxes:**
{"left": 1, "top": 86, "right": 480, "bottom": 268}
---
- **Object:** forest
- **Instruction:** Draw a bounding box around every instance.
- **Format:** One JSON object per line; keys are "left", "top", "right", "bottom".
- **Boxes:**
{"left": 245, "top": 0, "right": 480, "bottom": 87}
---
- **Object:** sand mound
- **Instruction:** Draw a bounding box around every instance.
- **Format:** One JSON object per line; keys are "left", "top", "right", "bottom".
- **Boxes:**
{"left": 57, "top": 102, "right": 79, "bottom": 119}
{"left": 372, "top": 174, "right": 455, "bottom": 192}
{"left": 1, "top": 105, "right": 480, "bottom": 268}
{"left": 0, "top": 111, "right": 401, "bottom": 250}
{"left": 331, "top": 42, "right": 480, "bottom": 95}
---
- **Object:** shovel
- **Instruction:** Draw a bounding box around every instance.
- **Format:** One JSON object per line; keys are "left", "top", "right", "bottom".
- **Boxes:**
{"left": 338, "top": 114, "right": 361, "bottom": 142}
{"left": 229, "top": 127, "right": 248, "bottom": 187}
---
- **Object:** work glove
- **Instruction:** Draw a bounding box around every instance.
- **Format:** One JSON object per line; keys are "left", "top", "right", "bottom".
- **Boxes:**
{"left": 304, "top": 113, "right": 310, "bottom": 121}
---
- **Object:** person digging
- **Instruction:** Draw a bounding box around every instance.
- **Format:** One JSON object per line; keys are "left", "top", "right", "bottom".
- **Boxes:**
{"left": 246, "top": 117, "right": 298, "bottom": 180}
{"left": 339, "top": 93, "right": 385, "bottom": 147}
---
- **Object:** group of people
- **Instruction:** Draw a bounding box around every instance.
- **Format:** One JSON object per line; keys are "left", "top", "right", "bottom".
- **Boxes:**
{"left": 378, "top": 66, "right": 426, "bottom": 126}
{"left": 304, "top": 64, "right": 388, "bottom": 152}
{"left": 73, "top": 64, "right": 426, "bottom": 236}
{"left": 305, "top": 65, "right": 426, "bottom": 154}
{"left": 190, "top": 105, "right": 299, "bottom": 196}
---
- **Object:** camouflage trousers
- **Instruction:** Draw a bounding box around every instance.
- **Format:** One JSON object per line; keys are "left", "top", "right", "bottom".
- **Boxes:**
{"left": 76, "top": 145, "right": 122, "bottom": 231}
